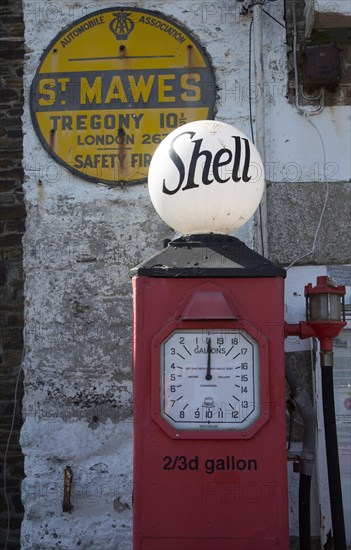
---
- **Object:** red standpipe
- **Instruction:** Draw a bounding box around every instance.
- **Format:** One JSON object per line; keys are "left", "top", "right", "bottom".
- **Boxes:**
{"left": 285, "top": 276, "right": 347, "bottom": 550}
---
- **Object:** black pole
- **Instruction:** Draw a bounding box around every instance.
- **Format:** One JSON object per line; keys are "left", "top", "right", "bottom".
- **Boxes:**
{"left": 299, "top": 473, "right": 311, "bottom": 550}
{"left": 320, "top": 351, "right": 346, "bottom": 550}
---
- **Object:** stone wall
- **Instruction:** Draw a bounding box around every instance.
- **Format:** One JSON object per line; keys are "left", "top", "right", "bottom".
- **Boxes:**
{"left": 0, "top": 0, "right": 25, "bottom": 548}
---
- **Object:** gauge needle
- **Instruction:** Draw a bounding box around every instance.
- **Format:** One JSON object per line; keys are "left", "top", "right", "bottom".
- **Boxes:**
{"left": 205, "top": 339, "right": 212, "bottom": 380}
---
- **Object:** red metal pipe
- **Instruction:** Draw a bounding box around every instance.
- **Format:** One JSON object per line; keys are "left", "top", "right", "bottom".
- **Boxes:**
{"left": 284, "top": 321, "right": 346, "bottom": 351}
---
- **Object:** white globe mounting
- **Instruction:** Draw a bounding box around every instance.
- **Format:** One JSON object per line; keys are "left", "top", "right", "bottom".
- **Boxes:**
{"left": 148, "top": 120, "right": 265, "bottom": 235}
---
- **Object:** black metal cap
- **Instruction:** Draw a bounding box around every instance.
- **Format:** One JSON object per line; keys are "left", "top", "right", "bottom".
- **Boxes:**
{"left": 130, "top": 234, "right": 286, "bottom": 278}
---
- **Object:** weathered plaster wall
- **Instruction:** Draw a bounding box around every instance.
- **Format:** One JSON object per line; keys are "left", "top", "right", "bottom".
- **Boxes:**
{"left": 21, "top": 1, "right": 256, "bottom": 548}
{"left": 21, "top": 0, "right": 350, "bottom": 549}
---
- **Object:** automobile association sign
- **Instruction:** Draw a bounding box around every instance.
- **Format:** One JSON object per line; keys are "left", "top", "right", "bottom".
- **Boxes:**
{"left": 30, "top": 8, "right": 216, "bottom": 185}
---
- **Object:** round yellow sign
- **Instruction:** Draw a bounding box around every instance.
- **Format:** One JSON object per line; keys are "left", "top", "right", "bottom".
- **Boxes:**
{"left": 30, "top": 8, "right": 216, "bottom": 185}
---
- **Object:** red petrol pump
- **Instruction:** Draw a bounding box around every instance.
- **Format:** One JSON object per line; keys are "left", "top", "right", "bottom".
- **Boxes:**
{"left": 131, "top": 236, "right": 289, "bottom": 550}
{"left": 131, "top": 121, "right": 289, "bottom": 549}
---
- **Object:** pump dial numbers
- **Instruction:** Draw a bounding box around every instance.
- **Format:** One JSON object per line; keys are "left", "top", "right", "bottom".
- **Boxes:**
{"left": 160, "top": 329, "right": 260, "bottom": 431}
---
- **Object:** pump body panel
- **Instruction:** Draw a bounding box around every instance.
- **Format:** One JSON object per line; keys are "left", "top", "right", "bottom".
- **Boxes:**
{"left": 132, "top": 266, "right": 289, "bottom": 549}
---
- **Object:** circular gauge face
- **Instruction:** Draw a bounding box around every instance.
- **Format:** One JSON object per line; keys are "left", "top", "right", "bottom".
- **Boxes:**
{"left": 160, "top": 329, "right": 260, "bottom": 431}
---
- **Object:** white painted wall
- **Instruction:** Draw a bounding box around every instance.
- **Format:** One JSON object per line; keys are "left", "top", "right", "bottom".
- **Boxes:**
{"left": 22, "top": 2, "right": 257, "bottom": 548}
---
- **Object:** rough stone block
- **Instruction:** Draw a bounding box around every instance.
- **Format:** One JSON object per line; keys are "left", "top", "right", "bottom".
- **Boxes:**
{"left": 267, "top": 181, "right": 351, "bottom": 265}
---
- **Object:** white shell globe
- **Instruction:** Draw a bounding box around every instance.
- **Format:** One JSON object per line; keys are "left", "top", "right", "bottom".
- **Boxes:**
{"left": 148, "top": 120, "right": 265, "bottom": 235}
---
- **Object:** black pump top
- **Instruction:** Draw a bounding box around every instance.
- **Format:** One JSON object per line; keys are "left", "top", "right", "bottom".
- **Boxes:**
{"left": 130, "top": 234, "right": 286, "bottom": 278}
